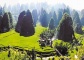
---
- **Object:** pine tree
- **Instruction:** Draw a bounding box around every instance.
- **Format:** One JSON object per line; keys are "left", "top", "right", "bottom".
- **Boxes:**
{"left": 63, "top": 7, "right": 70, "bottom": 15}
{"left": 40, "top": 9, "right": 48, "bottom": 27}
{"left": 32, "top": 9, "right": 38, "bottom": 26}
{"left": 80, "top": 9, "right": 84, "bottom": 26}
{"left": 20, "top": 10, "right": 35, "bottom": 36}
{"left": 1, "top": 13, "right": 10, "bottom": 32}
{"left": 71, "top": 10, "right": 82, "bottom": 34}
{"left": 57, "top": 13, "right": 74, "bottom": 42}
{"left": 53, "top": 11, "right": 57, "bottom": 27}
{"left": 0, "top": 12, "right": 13, "bottom": 33}
{"left": 8, "top": 12, "right": 13, "bottom": 29}
{"left": 15, "top": 10, "right": 35, "bottom": 37}
{"left": 57, "top": 9, "right": 63, "bottom": 25}
{"left": 49, "top": 18, "right": 55, "bottom": 30}
{"left": 15, "top": 11, "right": 26, "bottom": 33}
{"left": 0, "top": 15, "right": 2, "bottom": 32}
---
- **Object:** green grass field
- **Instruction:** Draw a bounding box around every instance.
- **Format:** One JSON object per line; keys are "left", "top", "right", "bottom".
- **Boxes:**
{"left": 0, "top": 24, "right": 54, "bottom": 52}
{"left": 0, "top": 25, "right": 42, "bottom": 48}
{"left": 0, "top": 24, "right": 55, "bottom": 60}
{"left": 1, "top": 25, "right": 84, "bottom": 60}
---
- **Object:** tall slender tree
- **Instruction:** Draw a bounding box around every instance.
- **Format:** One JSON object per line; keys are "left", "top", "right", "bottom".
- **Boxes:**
{"left": 8, "top": 12, "right": 13, "bottom": 29}
{"left": 57, "top": 9, "right": 63, "bottom": 25}
{"left": 1, "top": 13, "right": 10, "bottom": 32}
{"left": 53, "top": 11, "right": 57, "bottom": 27}
{"left": 80, "top": 9, "right": 84, "bottom": 26}
{"left": 32, "top": 9, "right": 38, "bottom": 26}
{"left": 0, "top": 15, "right": 2, "bottom": 32}
{"left": 49, "top": 18, "right": 55, "bottom": 30}
{"left": 71, "top": 10, "right": 82, "bottom": 34}
{"left": 15, "top": 11, "right": 26, "bottom": 33}
{"left": 63, "top": 7, "right": 70, "bottom": 15}
{"left": 0, "top": 7, "right": 3, "bottom": 15}
{"left": 40, "top": 8, "right": 48, "bottom": 27}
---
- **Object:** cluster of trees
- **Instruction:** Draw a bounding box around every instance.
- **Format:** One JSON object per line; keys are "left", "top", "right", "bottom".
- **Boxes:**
{"left": 39, "top": 8, "right": 83, "bottom": 42}
{"left": 0, "top": 6, "right": 35, "bottom": 37}
{"left": 56, "top": 9, "right": 83, "bottom": 42}
{"left": 0, "top": 4, "right": 84, "bottom": 40}
{"left": 0, "top": 12, "right": 13, "bottom": 33}
{"left": 15, "top": 10, "right": 35, "bottom": 37}
{"left": 39, "top": 8, "right": 61, "bottom": 29}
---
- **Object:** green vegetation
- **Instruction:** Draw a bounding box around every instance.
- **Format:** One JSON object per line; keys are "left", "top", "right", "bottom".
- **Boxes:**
{"left": 57, "top": 13, "right": 74, "bottom": 42}
{"left": 72, "top": 10, "right": 82, "bottom": 34}
{"left": 1, "top": 25, "right": 84, "bottom": 60}
{"left": 39, "top": 9, "right": 48, "bottom": 27}
{"left": 0, "top": 24, "right": 54, "bottom": 52}
{"left": 0, "top": 3, "right": 84, "bottom": 60}
{"left": 0, "top": 12, "right": 13, "bottom": 33}
{"left": 32, "top": 9, "right": 38, "bottom": 26}
{"left": 49, "top": 18, "right": 55, "bottom": 30}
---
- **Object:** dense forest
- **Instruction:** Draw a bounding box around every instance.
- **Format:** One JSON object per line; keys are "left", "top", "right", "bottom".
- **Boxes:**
{"left": 0, "top": 2, "right": 84, "bottom": 60}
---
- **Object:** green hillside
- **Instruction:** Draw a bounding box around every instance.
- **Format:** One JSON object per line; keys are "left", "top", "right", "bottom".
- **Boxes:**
{"left": 0, "top": 25, "right": 84, "bottom": 60}
{"left": 0, "top": 24, "right": 54, "bottom": 52}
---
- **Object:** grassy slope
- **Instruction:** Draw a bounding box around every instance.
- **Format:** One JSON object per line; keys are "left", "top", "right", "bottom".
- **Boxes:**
{"left": 0, "top": 24, "right": 54, "bottom": 60}
{"left": 0, "top": 25, "right": 53, "bottom": 52}
{"left": 1, "top": 25, "right": 84, "bottom": 60}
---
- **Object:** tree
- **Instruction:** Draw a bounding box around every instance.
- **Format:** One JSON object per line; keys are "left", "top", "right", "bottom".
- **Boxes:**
{"left": 81, "top": 16, "right": 84, "bottom": 26}
{"left": 57, "top": 9, "right": 63, "bottom": 25}
{"left": 49, "top": 18, "right": 55, "bottom": 30}
{"left": 57, "top": 13, "right": 74, "bottom": 42}
{"left": 71, "top": 10, "right": 82, "bottom": 34}
{"left": 40, "top": 9, "right": 48, "bottom": 27}
{"left": 15, "top": 10, "right": 35, "bottom": 37}
{"left": 48, "top": 11, "right": 53, "bottom": 22}
{"left": 8, "top": 12, "right": 13, "bottom": 29}
{"left": 0, "top": 15, "right": 2, "bottom": 32}
{"left": 53, "top": 11, "right": 57, "bottom": 27}
{"left": 0, "top": 12, "right": 13, "bottom": 33}
{"left": 1, "top": 13, "right": 10, "bottom": 32}
{"left": 80, "top": 9, "right": 84, "bottom": 26}
{"left": 32, "top": 9, "right": 38, "bottom": 26}
{"left": 15, "top": 11, "right": 26, "bottom": 33}
{"left": 0, "top": 7, "right": 3, "bottom": 15}
{"left": 20, "top": 10, "right": 35, "bottom": 36}
{"left": 63, "top": 7, "right": 70, "bottom": 15}
{"left": 48, "top": 11, "right": 57, "bottom": 27}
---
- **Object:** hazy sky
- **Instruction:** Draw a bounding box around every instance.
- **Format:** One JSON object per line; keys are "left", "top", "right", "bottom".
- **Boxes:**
{"left": 0, "top": 0, "right": 84, "bottom": 11}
